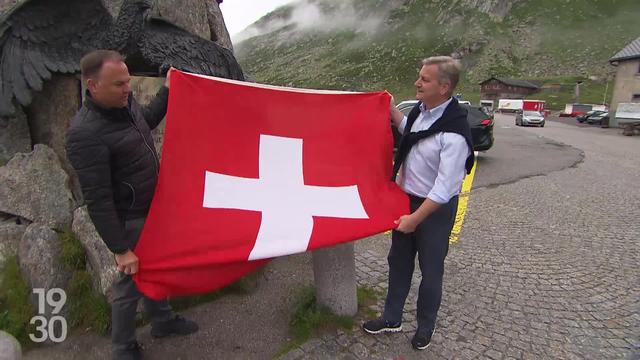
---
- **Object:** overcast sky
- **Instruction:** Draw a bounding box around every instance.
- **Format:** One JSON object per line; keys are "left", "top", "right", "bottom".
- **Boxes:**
{"left": 219, "top": 0, "right": 297, "bottom": 39}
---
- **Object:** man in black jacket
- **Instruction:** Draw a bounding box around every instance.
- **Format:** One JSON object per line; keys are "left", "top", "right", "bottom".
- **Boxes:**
{"left": 66, "top": 50, "right": 197, "bottom": 360}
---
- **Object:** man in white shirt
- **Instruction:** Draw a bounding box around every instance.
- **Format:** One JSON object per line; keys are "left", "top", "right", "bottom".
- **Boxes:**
{"left": 363, "top": 56, "right": 474, "bottom": 350}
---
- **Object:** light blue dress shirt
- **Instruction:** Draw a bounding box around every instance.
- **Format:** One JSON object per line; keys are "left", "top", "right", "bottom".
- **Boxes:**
{"left": 397, "top": 98, "right": 470, "bottom": 204}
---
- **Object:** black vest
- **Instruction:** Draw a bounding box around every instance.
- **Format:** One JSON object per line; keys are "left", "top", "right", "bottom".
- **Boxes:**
{"left": 392, "top": 98, "right": 475, "bottom": 181}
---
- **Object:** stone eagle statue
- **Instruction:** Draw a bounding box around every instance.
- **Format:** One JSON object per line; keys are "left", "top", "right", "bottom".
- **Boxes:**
{"left": 0, "top": 0, "right": 244, "bottom": 116}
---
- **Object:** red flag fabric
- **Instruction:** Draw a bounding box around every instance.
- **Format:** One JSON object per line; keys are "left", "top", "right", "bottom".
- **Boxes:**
{"left": 133, "top": 70, "right": 409, "bottom": 300}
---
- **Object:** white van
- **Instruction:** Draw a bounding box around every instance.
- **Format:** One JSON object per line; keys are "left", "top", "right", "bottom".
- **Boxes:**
{"left": 614, "top": 103, "right": 640, "bottom": 125}
{"left": 498, "top": 99, "right": 523, "bottom": 113}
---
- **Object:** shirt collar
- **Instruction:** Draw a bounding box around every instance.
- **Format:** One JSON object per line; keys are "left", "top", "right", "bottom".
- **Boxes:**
{"left": 419, "top": 97, "right": 452, "bottom": 119}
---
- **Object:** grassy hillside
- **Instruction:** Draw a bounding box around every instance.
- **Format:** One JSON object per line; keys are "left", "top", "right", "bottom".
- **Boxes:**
{"left": 236, "top": 0, "right": 639, "bottom": 109}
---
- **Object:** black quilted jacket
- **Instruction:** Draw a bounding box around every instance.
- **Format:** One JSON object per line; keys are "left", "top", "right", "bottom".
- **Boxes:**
{"left": 66, "top": 87, "right": 168, "bottom": 254}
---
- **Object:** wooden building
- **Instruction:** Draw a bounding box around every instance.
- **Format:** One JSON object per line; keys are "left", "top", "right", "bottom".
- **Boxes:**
{"left": 479, "top": 77, "right": 541, "bottom": 101}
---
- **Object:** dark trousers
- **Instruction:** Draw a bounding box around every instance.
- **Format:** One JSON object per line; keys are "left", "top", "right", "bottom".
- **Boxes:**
{"left": 382, "top": 194, "right": 458, "bottom": 331}
{"left": 111, "top": 217, "right": 174, "bottom": 350}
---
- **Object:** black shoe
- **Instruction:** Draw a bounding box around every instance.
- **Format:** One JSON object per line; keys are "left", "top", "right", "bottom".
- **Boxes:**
{"left": 411, "top": 327, "right": 435, "bottom": 350}
{"left": 113, "top": 341, "right": 143, "bottom": 360}
{"left": 150, "top": 314, "right": 199, "bottom": 338}
{"left": 362, "top": 317, "right": 402, "bottom": 334}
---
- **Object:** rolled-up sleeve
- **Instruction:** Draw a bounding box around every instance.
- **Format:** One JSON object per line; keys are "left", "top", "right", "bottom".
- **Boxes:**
{"left": 426, "top": 133, "right": 470, "bottom": 204}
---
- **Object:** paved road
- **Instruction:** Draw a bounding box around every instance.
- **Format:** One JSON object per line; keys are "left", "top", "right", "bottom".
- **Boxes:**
{"left": 285, "top": 114, "right": 640, "bottom": 360}
{"left": 473, "top": 115, "right": 583, "bottom": 189}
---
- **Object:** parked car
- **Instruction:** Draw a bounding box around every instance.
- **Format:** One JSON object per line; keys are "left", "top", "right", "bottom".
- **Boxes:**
{"left": 577, "top": 110, "right": 603, "bottom": 123}
{"left": 561, "top": 103, "right": 598, "bottom": 117}
{"left": 515, "top": 110, "right": 545, "bottom": 127}
{"left": 464, "top": 105, "right": 495, "bottom": 151}
{"left": 395, "top": 100, "right": 494, "bottom": 151}
{"left": 396, "top": 100, "right": 419, "bottom": 114}
{"left": 586, "top": 111, "right": 609, "bottom": 125}
{"left": 394, "top": 100, "right": 416, "bottom": 148}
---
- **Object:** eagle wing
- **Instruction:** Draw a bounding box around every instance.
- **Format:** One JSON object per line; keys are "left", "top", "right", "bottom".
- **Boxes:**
{"left": 139, "top": 17, "right": 245, "bottom": 81}
{"left": 0, "top": 0, "right": 113, "bottom": 115}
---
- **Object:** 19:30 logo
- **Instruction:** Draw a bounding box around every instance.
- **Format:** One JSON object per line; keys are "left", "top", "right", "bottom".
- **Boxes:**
{"left": 29, "top": 288, "right": 68, "bottom": 343}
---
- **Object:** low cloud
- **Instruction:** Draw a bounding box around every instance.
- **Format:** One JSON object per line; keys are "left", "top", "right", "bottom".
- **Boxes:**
{"left": 234, "top": 0, "right": 392, "bottom": 43}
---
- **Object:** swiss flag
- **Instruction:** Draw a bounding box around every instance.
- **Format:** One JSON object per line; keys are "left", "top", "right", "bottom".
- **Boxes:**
{"left": 133, "top": 70, "right": 409, "bottom": 299}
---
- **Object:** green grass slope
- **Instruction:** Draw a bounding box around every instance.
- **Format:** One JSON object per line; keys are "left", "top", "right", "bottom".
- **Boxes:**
{"left": 236, "top": 0, "right": 639, "bottom": 109}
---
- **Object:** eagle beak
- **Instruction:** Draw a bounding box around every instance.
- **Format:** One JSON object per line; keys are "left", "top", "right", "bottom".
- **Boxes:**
{"left": 143, "top": 0, "right": 155, "bottom": 21}
{"left": 142, "top": 8, "right": 151, "bottom": 22}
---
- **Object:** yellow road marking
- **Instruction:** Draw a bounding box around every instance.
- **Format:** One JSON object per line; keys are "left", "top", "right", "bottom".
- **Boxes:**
{"left": 449, "top": 154, "right": 478, "bottom": 244}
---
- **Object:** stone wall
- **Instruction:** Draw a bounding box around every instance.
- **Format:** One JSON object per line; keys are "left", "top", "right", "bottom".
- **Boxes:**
{"left": 0, "top": 106, "right": 30, "bottom": 165}
{"left": 130, "top": 76, "right": 167, "bottom": 154}
{"left": 206, "top": 0, "right": 233, "bottom": 50}
{"left": 153, "top": 0, "right": 210, "bottom": 39}
{"left": 25, "top": 75, "right": 83, "bottom": 200}
{"left": 0, "top": 0, "right": 23, "bottom": 16}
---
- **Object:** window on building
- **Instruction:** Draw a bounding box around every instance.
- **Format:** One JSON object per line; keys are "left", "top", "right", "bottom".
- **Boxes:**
{"left": 632, "top": 94, "right": 640, "bottom": 103}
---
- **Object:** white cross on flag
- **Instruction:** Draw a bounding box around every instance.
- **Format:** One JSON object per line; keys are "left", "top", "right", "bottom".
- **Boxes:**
{"left": 133, "top": 70, "right": 409, "bottom": 299}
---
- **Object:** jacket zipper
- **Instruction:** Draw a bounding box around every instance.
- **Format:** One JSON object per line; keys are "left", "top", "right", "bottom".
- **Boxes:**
{"left": 127, "top": 110, "right": 159, "bottom": 176}
{"left": 122, "top": 181, "right": 136, "bottom": 209}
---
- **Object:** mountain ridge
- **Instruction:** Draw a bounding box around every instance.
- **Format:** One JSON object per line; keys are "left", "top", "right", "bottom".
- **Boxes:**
{"left": 235, "top": 0, "right": 640, "bottom": 107}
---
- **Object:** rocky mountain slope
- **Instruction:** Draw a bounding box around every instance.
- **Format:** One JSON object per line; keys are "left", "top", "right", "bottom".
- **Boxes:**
{"left": 236, "top": 0, "right": 640, "bottom": 106}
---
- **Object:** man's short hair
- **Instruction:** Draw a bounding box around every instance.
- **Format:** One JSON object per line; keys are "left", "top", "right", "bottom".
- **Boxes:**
{"left": 421, "top": 56, "right": 462, "bottom": 93}
{"left": 80, "top": 50, "right": 124, "bottom": 80}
